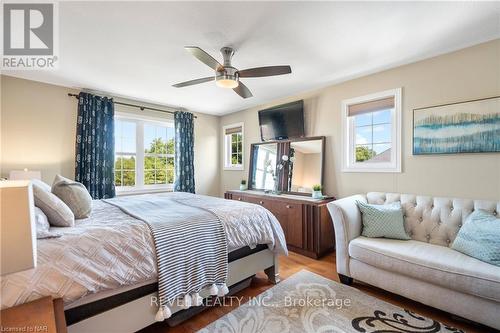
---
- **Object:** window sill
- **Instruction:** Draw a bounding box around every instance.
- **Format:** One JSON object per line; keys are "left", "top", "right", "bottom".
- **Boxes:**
{"left": 116, "top": 187, "right": 173, "bottom": 196}
{"left": 341, "top": 167, "right": 401, "bottom": 173}
{"left": 223, "top": 166, "right": 244, "bottom": 171}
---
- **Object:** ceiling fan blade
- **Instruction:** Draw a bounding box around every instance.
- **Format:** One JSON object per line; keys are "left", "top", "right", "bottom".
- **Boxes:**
{"left": 172, "top": 76, "right": 214, "bottom": 88}
{"left": 185, "top": 46, "right": 223, "bottom": 71}
{"left": 233, "top": 82, "right": 253, "bottom": 99}
{"left": 238, "top": 65, "right": 291, "bottom": 78}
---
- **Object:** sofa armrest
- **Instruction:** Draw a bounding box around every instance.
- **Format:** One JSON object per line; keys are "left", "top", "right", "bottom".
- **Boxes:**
{"left": 327, "top": 195, "right": 366, "bottom": 277}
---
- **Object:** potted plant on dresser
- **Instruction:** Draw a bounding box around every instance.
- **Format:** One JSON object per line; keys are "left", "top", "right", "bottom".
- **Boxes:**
{"left": 239, "top": 180, "right": 247, "bottom": 191}
{"left": 312, "top": 184, "right": 323, "bottom": 199}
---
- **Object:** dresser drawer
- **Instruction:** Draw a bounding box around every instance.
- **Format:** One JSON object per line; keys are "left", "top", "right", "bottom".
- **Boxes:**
{"left": 271, "top": 202, "right": 303, "bottom": 248}
{"left": 232, "top": 195, "right": 245, "bottom": 202}
{"left": 245, "top": 196, "right": 270, "bottom": 208}
{"left": 271, "top": 201, "right": 300, "bottom": 215}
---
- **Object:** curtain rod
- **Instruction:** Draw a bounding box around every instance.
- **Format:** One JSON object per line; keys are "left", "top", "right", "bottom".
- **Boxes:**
{"left": 67, "top": 93, "right": 197, "bottom": 118}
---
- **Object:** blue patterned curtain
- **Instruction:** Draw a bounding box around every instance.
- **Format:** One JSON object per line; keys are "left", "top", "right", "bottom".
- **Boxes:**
{"left": 75, "top": 92, "right": 115, "bottom": 199}
{"left": 174, "top": 111, "right": 195, "bottom": 193}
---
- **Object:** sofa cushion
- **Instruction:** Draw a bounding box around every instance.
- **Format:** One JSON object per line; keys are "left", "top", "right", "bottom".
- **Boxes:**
{"left": 349, "top": 236, "right": 500, "bottom": 302}
{"left": 452, "top": 210, "right": 500, "bottom": 267}
{"left": 357, "top": 201, "right": 410, "bottom": 240}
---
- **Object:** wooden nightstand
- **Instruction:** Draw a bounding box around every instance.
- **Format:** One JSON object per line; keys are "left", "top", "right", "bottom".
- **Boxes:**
{"left": 0, "top": 296, "right": 67, "bottom": 333}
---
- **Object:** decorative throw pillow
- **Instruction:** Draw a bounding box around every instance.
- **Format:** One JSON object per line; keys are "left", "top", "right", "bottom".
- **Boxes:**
{"left": 34, "top": 207, "right": 61, "bottom": 239}
{"left": 32, "top": 181, "right": 75, "bottom": 227}
{"left": 31, "top": 179, "right": 51, "bottom": 192}
{"left": 452, "top": 210, "right": 500, "bottom": 267}
{"left": 357, "top": 201, "right": 410, "bottom": 240}
{"left": 51, "top": 175, "right": 92, "bottom": 219}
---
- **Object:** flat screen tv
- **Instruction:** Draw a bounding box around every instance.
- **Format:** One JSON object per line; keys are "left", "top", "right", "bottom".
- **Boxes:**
{"left": 259, "top": 100, "right": 305, "bottom": 141}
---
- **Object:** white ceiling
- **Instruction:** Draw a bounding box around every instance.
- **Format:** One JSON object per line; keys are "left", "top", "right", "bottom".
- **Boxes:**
{"left": 6, "top": 1, "right": 500, "bottom": 115}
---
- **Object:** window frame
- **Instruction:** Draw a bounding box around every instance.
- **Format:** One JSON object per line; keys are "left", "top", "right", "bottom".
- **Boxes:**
{"left": 115, "top": 112, "right": 175, "bottom": 195}
{"left": 223, "top": 122, "right": 244, "bottom": 171}
{"left": 341, "top": 88, "right": 402, "bottom": 173}
{"left": 254, "top": 144, "right": 277, "bottom": 190}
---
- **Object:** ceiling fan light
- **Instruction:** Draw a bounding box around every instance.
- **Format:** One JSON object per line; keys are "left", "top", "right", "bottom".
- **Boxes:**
{"left": 216, "top": 79, "right": 239, "bottom": 89}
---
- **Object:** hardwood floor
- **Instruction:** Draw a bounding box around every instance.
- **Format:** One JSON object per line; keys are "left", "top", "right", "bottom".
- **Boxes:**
{"left": 140, "top": 252, "right": 492, "bottom": 333}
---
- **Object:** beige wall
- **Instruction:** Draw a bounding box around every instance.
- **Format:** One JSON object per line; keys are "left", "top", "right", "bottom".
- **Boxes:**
{"left": 0, "top": 75, "right": 220, "bottom": 196}
{"left": 220, "top": 39, "right": 500, "bottom": 200}
{"left": 1, "top": 76, "right": 78, "bottom": 183}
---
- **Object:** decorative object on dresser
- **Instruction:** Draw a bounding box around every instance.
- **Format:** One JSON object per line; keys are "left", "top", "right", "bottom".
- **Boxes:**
{"left": 0, "top": 297, "right": 67, "bottom": 333}
{"left": 239, "top": 180, "right": 247, "bottom": 191}
{"left": 225, "top": 190, "right": 335, "bottom": 258}
{"left": 312, "top": 184, "right": 323, "bottom": 199}
{"left": 413, "top": 95, "right": 500, "bottom": 155}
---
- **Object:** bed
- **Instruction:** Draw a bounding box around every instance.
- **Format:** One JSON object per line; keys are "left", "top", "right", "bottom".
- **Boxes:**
{"left": 1, "top": 192, "right": 287, "bottom": 333}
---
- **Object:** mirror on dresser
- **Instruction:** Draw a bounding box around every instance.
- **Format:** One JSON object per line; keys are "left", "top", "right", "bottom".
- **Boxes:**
{"left": 249, "top": 142, "right": 279, "bottom": 192}
{"left": 248, "top": 136, "right": 325, "bottom": 196}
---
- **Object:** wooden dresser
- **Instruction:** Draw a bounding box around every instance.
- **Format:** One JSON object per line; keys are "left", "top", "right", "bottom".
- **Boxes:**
{"left": 225, "top": 190, "right": 335, "bottom": 259}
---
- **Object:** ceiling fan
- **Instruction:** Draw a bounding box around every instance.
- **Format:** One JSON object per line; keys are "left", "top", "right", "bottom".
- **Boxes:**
{"left": 172, "top": 46, "right": 292, "bottom": 99}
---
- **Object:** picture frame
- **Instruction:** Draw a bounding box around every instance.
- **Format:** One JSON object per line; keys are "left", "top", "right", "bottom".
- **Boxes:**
{"left": 413, "top": 96, "right": 500, "bottom": 155}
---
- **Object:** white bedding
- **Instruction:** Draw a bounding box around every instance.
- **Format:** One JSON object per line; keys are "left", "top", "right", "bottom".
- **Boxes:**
{"left": 0, "top": 192, "right": 286, "bottom": 309}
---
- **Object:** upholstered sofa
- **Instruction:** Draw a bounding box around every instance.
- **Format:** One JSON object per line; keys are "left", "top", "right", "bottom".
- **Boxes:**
{"left": 327, "top": 192, "right": 500, "bottom": 330}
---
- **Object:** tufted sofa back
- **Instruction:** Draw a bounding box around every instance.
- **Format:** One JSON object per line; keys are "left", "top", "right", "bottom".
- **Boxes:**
{"left": 366, "top": 192, "right": 500, "bottom": 248}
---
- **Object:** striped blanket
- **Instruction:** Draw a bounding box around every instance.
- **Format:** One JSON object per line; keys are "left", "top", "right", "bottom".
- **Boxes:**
{"left": 105, "top": 194, "right": 228, "bottom": 320}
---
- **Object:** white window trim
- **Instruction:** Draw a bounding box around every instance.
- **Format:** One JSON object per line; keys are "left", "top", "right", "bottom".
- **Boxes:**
{"left": 115, "top": 112, "right": 175, "bottom": 195}
{"left": 223, "top": 122, "right": 244, "bottom": 171}
{"left": 341, "top": 88, "right": 402, "bottom": 173}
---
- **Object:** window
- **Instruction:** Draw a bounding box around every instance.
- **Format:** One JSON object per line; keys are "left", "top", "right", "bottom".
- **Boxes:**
{"left": 114, "top": 120, "right": 137, "bottom": 187}
{"left": 341, "top": 88, "right": 401, "bottom": 172}
{"left": 223, "top": 123, "right": 244, "bottom": 170}
{"left": 254, "top": 145, "right": 277, "bottom": 190}
{"left": 114, "top": 113, "right": 175, "bottom": 193}
{"left": 143, "top": 123, "right": 175, "bottom": 186}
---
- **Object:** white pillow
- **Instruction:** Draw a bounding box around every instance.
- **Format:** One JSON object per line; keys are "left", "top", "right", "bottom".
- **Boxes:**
{"left": 32, "top": 181, "right": 75, "bottom": 227}
{"left": 34, "top": 207, "right": 60, "bottom": 239}
{"left": 31, "top": 179, "right": 51, "bottom": 192}
{"left": 52, "top": 175, "right": 92, "bottom": 219}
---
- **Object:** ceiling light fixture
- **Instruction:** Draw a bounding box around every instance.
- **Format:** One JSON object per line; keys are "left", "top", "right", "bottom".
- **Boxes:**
{"left": 173, "top": 46, "right": 292, "bottom": 98}
{"left": 215, "top": 69, "right": 239, "bottom": 89}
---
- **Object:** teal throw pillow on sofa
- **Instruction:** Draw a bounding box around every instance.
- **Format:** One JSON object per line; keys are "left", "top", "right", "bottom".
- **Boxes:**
{"left": 356, "top": 201, "right": 410, "bottom": 240}
{"left": 452, "top": 209, "right": 500, "bottom": 267}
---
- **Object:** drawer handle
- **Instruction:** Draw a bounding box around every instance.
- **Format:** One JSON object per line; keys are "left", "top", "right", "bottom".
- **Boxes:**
{"left": 237, "top": 198, "right": 242, "bottom": 201}
{"left": 259, "top": 201, "right": 264, "bottom": 204}
{"left": 286, "top": 205, "right": 291, "bottom": 209}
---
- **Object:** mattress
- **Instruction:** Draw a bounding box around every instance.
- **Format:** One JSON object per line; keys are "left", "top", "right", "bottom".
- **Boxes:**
{"left": 1, "top": 193, "right": 286, "bottom": 310}
{"left": 64, "top": 244, "right": 268, "bottom": 325}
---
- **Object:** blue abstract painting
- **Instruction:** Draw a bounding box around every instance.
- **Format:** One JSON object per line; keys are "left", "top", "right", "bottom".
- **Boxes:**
{"left": 413, "top": 96, "right": 500, "bottom": 155}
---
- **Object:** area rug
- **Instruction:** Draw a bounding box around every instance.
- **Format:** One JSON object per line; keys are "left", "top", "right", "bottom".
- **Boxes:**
{"left": 198, "top": 270, "right": 464, "bottom": 333}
